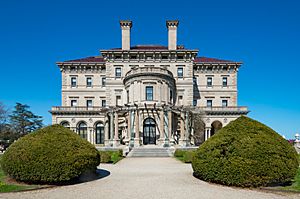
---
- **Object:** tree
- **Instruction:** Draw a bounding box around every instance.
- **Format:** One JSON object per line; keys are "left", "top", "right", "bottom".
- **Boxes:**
{"left": 9, "top": 103, "right": 43, "bottom": 135}
{"left": 0, "top": 102, "right": 8, "bottom": 128}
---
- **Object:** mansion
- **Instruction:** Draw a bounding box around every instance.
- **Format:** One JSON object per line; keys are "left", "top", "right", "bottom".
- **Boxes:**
{"left": 50, "top": 20, "right": 249, "bottom": 147}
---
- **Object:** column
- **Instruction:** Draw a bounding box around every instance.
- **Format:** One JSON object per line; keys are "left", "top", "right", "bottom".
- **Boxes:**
{"left": 159, "top": 109, "right": 165, "bottom": 145}
{"left": 185, "top": 111, "right": 190, "bottom": 146}
{"left": 179, "top": 112, "right": 185, "bottom": 145}
{"left": 134, "top": 109, "right": 140, "bottom": 146}
{"left": 113, "top": 112, "right": 119, "bottom": 147}
{"left": 110, "top": 112, "right": 114, "bottom": 146}
{"left": 168, "top": 110, "right": 172, "bottom": 142}
{"left": 129, "top": 110, "right": 135, "bottom": 147}
{"left": 104, "top": 115, "right": 109, "bottom": 146}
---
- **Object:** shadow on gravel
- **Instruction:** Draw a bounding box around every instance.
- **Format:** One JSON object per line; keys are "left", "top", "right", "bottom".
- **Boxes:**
{"left": 76, "top": 169, "right": 111, "bottom": 184}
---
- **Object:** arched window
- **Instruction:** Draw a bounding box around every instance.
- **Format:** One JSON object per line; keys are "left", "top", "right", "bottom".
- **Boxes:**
{"left": 77, "top": 122, "right": 87, "bottom": 139}
{"left": 211, "top": 121, "right": 223, "bottom": 136}
{"left": 143, "top": 118, "right": 156, "bottom": 145}
{"left": 60, "top": 121, "right": 70, "bottom": 129}
{"left": 95, "top": 122, "right": 104, "bottom": 144}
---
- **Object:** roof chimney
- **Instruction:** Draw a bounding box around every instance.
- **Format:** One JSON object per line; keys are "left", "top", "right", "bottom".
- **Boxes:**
{"left": 166, "top": 20, "right": 179, "bottom": 50}
{"left": 120, "top": 20, "right": 132, "bottom": 50}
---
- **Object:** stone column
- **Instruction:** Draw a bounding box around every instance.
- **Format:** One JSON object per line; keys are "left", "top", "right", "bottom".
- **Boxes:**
{"left": 134, "top": 110, "right": 140, "bottom": 146}
{"left": 113, "top": 112, "right": 119, "bottom": 147}
{"left": 159, "top": 109, "right": 165, "bottom": 145}
{"left": 179, "top": 112, "right": 185, "bottom": 145}
{"left": 109, "top": 112, "right": 114, "bottom": 146}
{"left": 129, "top": 110, "right": 135, "bottom": 147}
{"left": 104, "top": 115, "right": 109, "bottom": 146}
{"left": 168, "top": 110, "right": 172, "bottom": 142}
{"left": 185, "top": 111, "right": 190, "bottom": 146}
{"left": 205, "top": 127, "right": 211, "bottom": 141}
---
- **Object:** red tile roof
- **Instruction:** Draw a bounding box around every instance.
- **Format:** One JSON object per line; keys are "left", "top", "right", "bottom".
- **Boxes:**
{"left": 63, "top": 56, "right": 105, "bottom": 63}
{"left": 194, "top": 57, "right": 236, "bottom": 63}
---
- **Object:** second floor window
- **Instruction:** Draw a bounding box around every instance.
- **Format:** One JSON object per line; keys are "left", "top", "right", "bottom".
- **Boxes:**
{"left": 86, "top": 100, "right": 93, "bottom": 107}
{"left": 102, "top": 77, "right": 106, "bottom": 87}
{"left": 115, "top": 68, "right": 121, "bottom": 77}
{"left": 207, "top": 77, "right": 212, "bottom": 87}
{"left": 86, "top": 77, "right": 92, "bottom": 87}
{"left": 71, "top": 100, "right": 77, "bottom": 107}
{"left": 222, "top": 100, "right": 228, "bottom": 107}
{"left": 71, "top": 77, "right": 77, "bottom": 87}
{"left": 146, "top": 86, "right": 153, "bottom": 101}
{"left": 207, "top": 100, "right": 212, "bottom": 108}
{"left": 193, "top": 99, "right": 197, "bottom": 106}
{"left": 222, "top": 77, "right": 228, "bottom": 87}
{"left": 102, "top": 100, "right": 106, "bottom": 107}
{"left": 177, "top": 67, "right": 183, "bottom": 78}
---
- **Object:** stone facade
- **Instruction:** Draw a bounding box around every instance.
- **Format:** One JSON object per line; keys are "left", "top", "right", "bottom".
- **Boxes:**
{"left": 50, "top": 20, "right": 249, "bottom": 147}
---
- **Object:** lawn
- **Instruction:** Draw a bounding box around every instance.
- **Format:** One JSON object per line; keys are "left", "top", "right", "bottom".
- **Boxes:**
{"left": 0, "top": 154, "right": 38, "bottom": 193}
{"left": 280, "top": 154, "right": 300, "bottom": 192}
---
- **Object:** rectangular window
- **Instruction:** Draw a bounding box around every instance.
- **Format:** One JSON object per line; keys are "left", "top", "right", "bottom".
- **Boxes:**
{"left": 222, "top": 77, "right": 228, "bottom": 87}
{"left": 102, "top": 77, "right": 106, "bottom": 87}
{"left": 116, "top": 96, "right": 121, "bottom": 105}
{"left": 193, "top": 99, "right": 197, "bottom": 106}
{"left": 177, "top": 67, "right": 183, "bottom": 78}
{"left": 222, "top": 100, "right": 228, "bottom": 107}
{"left": 207, "top": 100, "right": 212, "bottom": 108}
{"left": 207, "top": 77, "right": 212, "bottom": 87}
{"left": 86, "top": 77, "right": 92, "bottom": 87}
{"left": 71, "top": 100, "right": 77, "bottom": 107}
{"left": 102, "top": 100, "right": 106, "bottom": 107}
{"left": 71, "top": 77, "right": 77, "bottom": 87}
{"left": 146, "top": 86, "right": 153, "bottom": 101}
{"left": 86, "top": 100, "right": 93, "bottom": 107}
{"left": 115, "top": 68, "right": 121, "bottom": 77}
{"left": 127, "top": 90, "right": 129, "bottom": 104}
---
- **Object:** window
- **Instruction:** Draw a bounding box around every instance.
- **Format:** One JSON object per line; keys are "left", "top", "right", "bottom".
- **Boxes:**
{"left": 193, "top": 99, "right": 197, "bottom": 106}
{"left": 146, "top": 86, "right": 153, "bottom": 101}
{"left": 71, "top": 77, "right": 77, "bottom": 87}
{"left": 127, "top": 90, "right": 129, "bottom": 104}
{"left": 77, "top": 122, "right": 87, "bottom": 139}
{"left": 86, "top": 100, "right": 93, "bottom": 107}
{"left": 116, "top": 96, "right": 121, "bottom": 106}
{"left": 115, "top": 68, "right": 121, "bottom": 77}
{"left": 102, "top": 77, "right": 106, "bottom": 87}
{"left": 177, "top": 67, "right": 183, "bottom": 78}
{"left": 222, "top": 100, "right": 228, "bottom": 107}
{"left": 102, "top": 100, "right": 106, "bottom": 107}
{"left": 222, "top": 77, "right": 228, "bottom": 87}
{"left": 178, "top": 95, "right": 183, "bottom": 105}
{"left": 86, "top": 77, "right": 92, "bottom": 87}
{"left": 207, "top": 100, "right": 212, "bottom": 108}
{"left": 193, "top": 77, "right": 197, "bottom": 85}
{"left": 170, "top": 90, "right": 173, "bottom": 102}
{"left": 71, "top": 100, "right": 77, "bottom": 107}
{"left": 207, "top": 77, "right": 212, "bottom": 87}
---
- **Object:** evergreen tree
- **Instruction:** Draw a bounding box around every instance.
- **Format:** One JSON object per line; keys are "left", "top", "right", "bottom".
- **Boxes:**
{"left": 9, "top": 103, "right": 43, "bottom": 135}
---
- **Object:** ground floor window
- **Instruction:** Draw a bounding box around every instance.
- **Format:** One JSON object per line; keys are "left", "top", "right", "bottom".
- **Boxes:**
{"left": 95, "top": 123, "right": 104, "bottom": 144}
{"left": 77, "top": 122, "right": 87, "bottom": 139}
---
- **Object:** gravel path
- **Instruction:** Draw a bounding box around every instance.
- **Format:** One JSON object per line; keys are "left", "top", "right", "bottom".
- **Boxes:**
{"left": 1, "top": 158, "right": 299, "bottom": 199}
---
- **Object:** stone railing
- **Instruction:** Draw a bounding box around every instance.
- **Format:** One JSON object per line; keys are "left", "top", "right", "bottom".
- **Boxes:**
{"left": 196, "top": 106, "right": 249, "bottom": 115}
{"left": 50, "top": 106, "right": 107, "bottom": 114}
{"left": 124, "top": 66, "right": 173, "bottom": 80}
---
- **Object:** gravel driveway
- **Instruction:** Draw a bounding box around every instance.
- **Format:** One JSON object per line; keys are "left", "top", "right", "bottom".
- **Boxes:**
{"left": 1, "top": 158, "right": 299, "bottom": 199}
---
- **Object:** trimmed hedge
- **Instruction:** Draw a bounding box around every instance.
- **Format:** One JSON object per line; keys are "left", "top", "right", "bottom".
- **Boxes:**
{"left": 174, "top": 149, "right": 196, "bottom": 163}
{"left": 192, "top": 116, "right": 299, "bottom": 187}
{"left": 99, "top": 150, "right": 123, "bottom": 164}
{"left": 0, "top": 125, "right": 100, "bottom": 184}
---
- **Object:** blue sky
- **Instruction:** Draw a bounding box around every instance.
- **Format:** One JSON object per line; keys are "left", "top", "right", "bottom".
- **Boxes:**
{"left": 0, "top": 0, "right": 299, "bottom": 139}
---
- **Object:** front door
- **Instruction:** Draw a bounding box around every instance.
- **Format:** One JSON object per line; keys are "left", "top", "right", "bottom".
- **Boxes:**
{"left": 143, "top": 118, "right": 156, "bottom": 145}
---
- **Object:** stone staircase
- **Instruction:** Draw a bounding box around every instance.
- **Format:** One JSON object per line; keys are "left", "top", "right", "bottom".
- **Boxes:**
{"left": 127, "top": 147, "right": 172, "bottom": 157}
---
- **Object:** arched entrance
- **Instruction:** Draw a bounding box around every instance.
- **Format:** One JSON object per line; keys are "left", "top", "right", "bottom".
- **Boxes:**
{"left": 211, "top": 120, "right": 223, "bottom": 136}
{"left": 95, "top": 122, "right": 104, "bottom": 144}
{"left": 77, "top": 122, "right": 87, "bottom": 139}
{"left": 143, "top": 118, "right": 156, "bottom": 145}
{"left": 60, "top": 121, "right": 70, "bottom": 129}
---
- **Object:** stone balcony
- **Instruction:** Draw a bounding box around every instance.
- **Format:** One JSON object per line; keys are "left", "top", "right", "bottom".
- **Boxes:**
{"left": 196, "top": 106, "right": 249, "bottom": 115}
{"left": 50, "top": 106, "right": 108, "bottom": 115}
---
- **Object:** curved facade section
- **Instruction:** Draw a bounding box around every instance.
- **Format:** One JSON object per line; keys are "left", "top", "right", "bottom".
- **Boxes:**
{"left": 123, "top": 66, "right": 176, "bottom": 105}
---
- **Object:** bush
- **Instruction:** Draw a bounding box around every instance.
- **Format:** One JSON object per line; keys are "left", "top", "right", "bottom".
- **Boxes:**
{"left": 174, "top": 149, "right": 196, "bottom": 163}
{"left": 99, "top": 150, "right": 123, "bottom": 164}
{"left": 192, "top": 116, "right": 299, "bottom": 187}
{"left": 0, "top": 125, "right": 100, "bottom": 184}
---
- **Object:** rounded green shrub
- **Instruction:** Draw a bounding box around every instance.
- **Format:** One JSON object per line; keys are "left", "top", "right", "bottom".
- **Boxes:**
{"left": 0, "top": 125, "right": 100, "bottom": 184}
{"left": 192, "top": 116, "right": 299, "bottom": 187}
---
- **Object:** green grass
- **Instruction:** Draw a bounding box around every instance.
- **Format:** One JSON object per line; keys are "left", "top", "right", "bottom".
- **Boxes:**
{"left": 280, "top": 155, "right": 300, "bottom": 192}
{"left": 99, "top": 150, "right": 123, "bottom": 164}
{"left": 174, "top": 149, "right": 196, "bottom": 163}
{"left": 0, "top": 155, "right": 38, "bottom": 193}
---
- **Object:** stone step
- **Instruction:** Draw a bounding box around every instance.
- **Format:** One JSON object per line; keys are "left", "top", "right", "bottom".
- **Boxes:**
{"left": 128, "top": 147, "right": 171, "bottom": 157}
